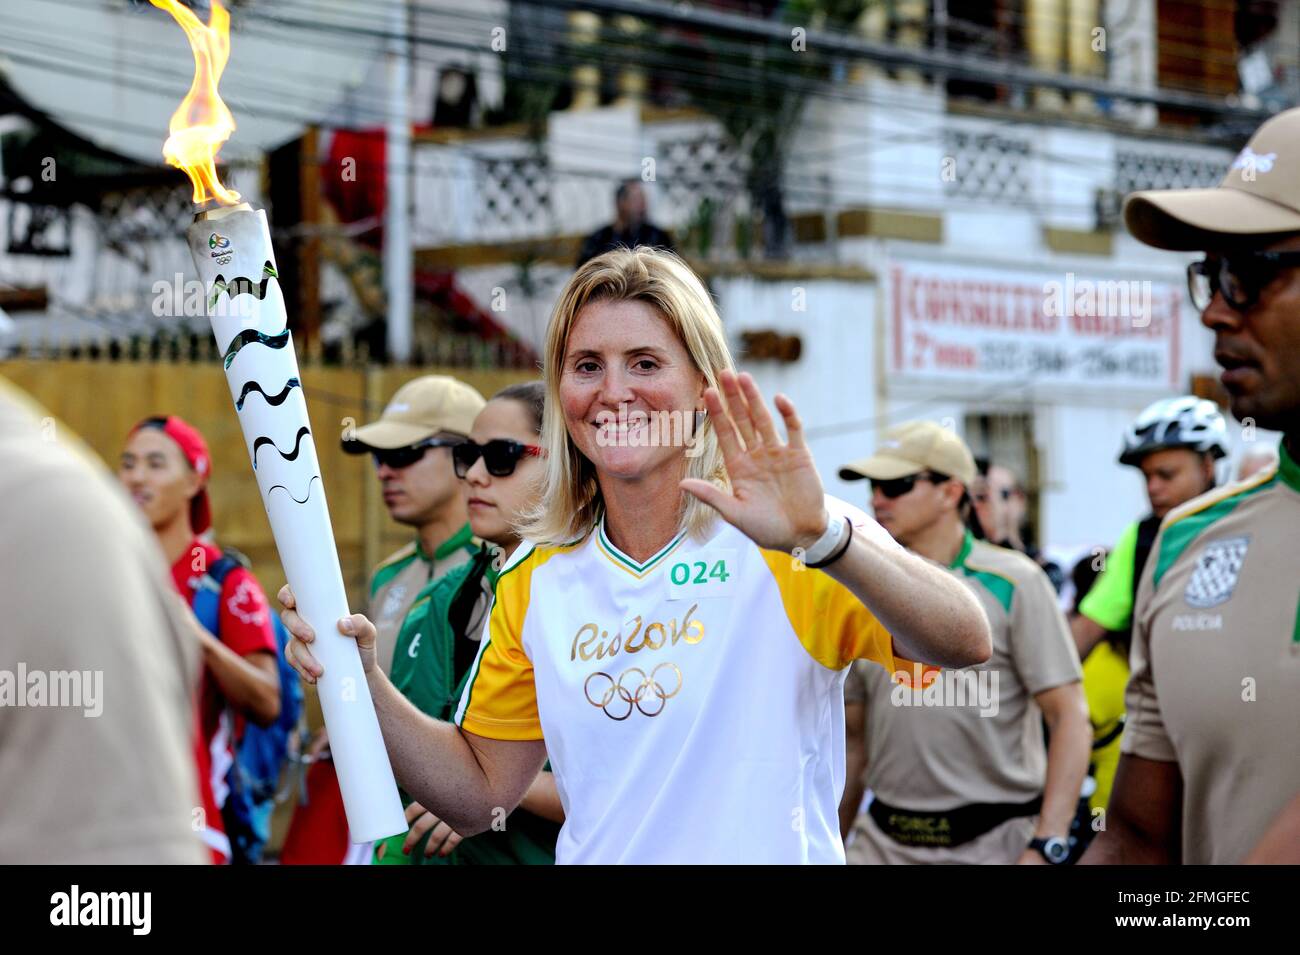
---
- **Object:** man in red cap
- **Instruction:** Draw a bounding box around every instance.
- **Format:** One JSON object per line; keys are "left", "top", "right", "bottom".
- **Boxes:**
{"left": 119, "top": 415, "right": 280, "bottom": 863}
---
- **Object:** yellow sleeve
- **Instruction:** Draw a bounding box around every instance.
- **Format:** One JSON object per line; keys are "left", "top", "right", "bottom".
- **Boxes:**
{"left": 1078, "top": 521, "right": 1138, "bottom": 632}
{"left": 759, "top": 549, "right": 905, "bottom": 673}
{"left": 454, "top": 549, "right": 543, "bottom": 741}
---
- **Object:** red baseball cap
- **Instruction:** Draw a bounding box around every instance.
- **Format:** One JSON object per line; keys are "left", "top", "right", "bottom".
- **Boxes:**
{"left": 130, "top": 415, "right": 213, "bottom": 534}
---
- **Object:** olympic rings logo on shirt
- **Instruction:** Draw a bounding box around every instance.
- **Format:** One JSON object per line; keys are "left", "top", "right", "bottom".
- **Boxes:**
{"left": 584, "top": 663, "right": 683, "bottom": 720}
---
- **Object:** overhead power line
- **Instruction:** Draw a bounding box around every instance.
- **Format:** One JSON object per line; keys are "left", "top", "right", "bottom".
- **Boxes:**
{"left": 517, "top": 0, "right": 1276, "bottom": 120}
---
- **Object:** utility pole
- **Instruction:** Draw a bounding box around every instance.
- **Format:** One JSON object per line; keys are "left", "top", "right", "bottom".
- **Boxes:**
{"left": 384, "top": 0, "right": 413, "bottom": 364}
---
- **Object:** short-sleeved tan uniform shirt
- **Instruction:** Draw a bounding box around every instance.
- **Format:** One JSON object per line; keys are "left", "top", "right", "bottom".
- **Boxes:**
{"left": 367, "top": 526, "right": 476, "bottom": 677}
{"left": 0, "top": 378, "right": 205, "bottom": 863}
{"left": 846, "top": 533, "right": 1081, "bottom": 861}
{"left": 1122, "top": 442, "right": 1300, "bottom": 864}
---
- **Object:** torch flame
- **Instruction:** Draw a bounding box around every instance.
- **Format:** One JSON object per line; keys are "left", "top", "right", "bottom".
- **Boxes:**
{"left": 150, "top": 0, "right": 241, "bottom": 206}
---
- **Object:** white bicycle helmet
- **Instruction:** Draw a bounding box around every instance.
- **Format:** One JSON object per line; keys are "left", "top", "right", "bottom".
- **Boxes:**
{"left": 1119, "top": 396, "right": 1229, "bottom": 467}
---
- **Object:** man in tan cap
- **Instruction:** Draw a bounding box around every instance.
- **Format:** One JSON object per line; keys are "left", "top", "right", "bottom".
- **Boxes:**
{"left": 280, "top": 374, "right": 485, "bottom": 864}
{"left": 345, "top": 375, "right": 487, "bottom": 674}
{"left": 1082, "top": 108, "right": 1300, "bottom": 864}
{"left": 837, "top": 420, "right": 1090, "bottom": 864}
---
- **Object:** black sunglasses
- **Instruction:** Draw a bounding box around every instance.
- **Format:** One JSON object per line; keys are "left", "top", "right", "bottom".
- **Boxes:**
{"left": 1187, "top": 250, "right": 1300, "bottom": 314}
{"left": 870, "top": 471, "right": 950, "bottom": 500}
{"left": 371, "top": 437, "right": 464, "bottom": 470}
{"left": 452, "top": 439, "right": 545, "bottom": 479}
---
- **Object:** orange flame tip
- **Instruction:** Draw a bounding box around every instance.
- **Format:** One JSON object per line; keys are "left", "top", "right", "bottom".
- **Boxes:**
{"left": 150, "top": 0, "right": 241, "bottom": 206}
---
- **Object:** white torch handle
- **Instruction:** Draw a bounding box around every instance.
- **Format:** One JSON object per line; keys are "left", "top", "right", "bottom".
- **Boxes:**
{"left": 187, "top": 205, "right": 406, "bottom": 843}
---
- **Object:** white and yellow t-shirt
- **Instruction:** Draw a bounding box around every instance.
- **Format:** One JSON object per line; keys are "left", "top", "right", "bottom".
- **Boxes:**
{"left": 455, "top": 499, "right": 908, "bottom": 864}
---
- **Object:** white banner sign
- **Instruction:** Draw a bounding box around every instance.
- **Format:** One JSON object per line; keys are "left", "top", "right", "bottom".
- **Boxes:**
{"left": 887, "top": 258, "right": 1182, "bottom": 389}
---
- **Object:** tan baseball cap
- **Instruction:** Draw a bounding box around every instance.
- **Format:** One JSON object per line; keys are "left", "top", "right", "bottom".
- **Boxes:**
{"left": 839, "top": 420, "right": 976, "bottom": 485}
{"left": 1125, "top": 107, "right": 1300, "bottom": 251}
{"left": 344, "top": 375, "right": 485, "bottom": 452}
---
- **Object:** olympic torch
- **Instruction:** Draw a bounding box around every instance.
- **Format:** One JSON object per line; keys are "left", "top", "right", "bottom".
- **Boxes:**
{"left": 150, "top": 0, "right": 404, "bottom": 842}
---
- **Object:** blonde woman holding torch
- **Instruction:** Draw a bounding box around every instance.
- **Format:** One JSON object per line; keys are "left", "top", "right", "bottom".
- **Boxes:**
{"left": 280, "top": 248, "right": 991, "bottom": 864}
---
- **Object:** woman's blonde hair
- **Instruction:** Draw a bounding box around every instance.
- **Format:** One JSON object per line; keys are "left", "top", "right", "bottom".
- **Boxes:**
{"left": 518, "top": 247, "right": 734, "bottom": 546}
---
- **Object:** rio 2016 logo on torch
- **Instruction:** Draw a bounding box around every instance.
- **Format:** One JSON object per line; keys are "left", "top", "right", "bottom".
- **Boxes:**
{"left": 209, "top": 232, "right": 233, "bottom": 263}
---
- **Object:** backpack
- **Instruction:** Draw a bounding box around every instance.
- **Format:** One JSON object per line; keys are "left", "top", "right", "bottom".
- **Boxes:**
{"left": 192, "top": 551, "right": 304, "bottom": 864}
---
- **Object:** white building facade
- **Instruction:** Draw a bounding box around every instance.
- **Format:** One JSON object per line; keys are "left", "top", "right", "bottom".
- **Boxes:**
{"left": 407, "top": 86, "right": 1273, "bottom": 563}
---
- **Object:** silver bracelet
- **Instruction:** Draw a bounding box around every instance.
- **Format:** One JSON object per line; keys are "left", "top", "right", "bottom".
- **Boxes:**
{"left": 801, "top": 513, "right": 848, "bottom": 566}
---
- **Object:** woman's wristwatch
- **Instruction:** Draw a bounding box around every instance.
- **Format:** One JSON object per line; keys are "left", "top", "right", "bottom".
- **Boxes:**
{"left": 801, "top": 514, "right": 853, "bottom": 569}
{"left": 1029, "top": 836, "right": 1070, "bottom": 864}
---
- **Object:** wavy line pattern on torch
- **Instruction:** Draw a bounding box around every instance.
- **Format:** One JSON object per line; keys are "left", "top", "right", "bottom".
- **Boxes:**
{"left": 222, "top": 328, "right": 290, "bottom": 369}
{"left": 209, "top": 261, "right": 279, "bottom": 309}
{"left": 252, "top": 426, "right": 311, "bottom": 471}
{"left": 267, "top": 474, "right": 320, "bottom": 505}
{"left": 235, "top": 377, "right": 301, "bottom": 411}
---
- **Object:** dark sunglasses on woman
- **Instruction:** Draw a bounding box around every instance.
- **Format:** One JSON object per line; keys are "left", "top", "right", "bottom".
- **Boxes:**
{"left": 1187, "top": 249, "right": 1300, "bottom": 313}
{"left": 371, "top": 436, "right": 465, "bottom": 470}
{"left": 452, "top": 439, "right": 545, "bottom": 479}
{"left": 870, "top": 471, "right": 950, "bottom": 500}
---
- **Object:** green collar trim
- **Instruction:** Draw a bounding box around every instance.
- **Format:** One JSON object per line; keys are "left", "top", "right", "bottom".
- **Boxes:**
{"left": 432, "top": 523, "right": 476, "bottom": 561}
{"left": 948, "top": 531, "right": 1015, "bottom": 613}
{"left": 597, "top": 518, "right": 687, "bottom": 576}
{"left": 1278, "top": 438, "right": 1300, "bottom": 494}
{"left": 948, "top": 530, "right": 975, "bottom": 570}
{"left": 1151, "top": 473, "right": 1276, "bottom": 590}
